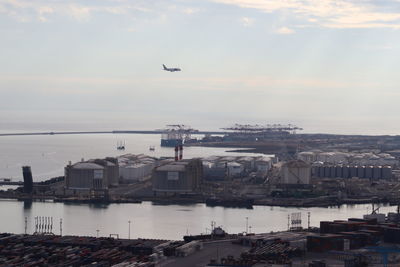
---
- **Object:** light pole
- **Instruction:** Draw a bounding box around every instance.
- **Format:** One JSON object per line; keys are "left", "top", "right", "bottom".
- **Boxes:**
{"left": 245, "top": 217, "right": 248, "bottom": 234}
{"left": 96, "top": 229, "right": 99, "bottom": 238}
{"left": 128, "top": 220, "right": 131, "bottom": 239}
{"left": 249, "top": 226, "right": 252, "bottom": 234}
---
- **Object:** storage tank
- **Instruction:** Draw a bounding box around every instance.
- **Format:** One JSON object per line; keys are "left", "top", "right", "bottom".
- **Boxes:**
{"left": 329, "top": 166, "right": 336, "bottom": 178}
{"left": 22, "top": 166, "right": 33, "bottom": 194}
{"left": 335, "top": 165, "right": 343, "bottom": 178}
{"left": 365, "top": 166, "right": 373, "bottom": 179}
{"left": 382, "top": 166, "right": 392, "bottom": 179}
{"left": 342, "top": 166, "right": 350, "bottom": 179}
{"left": 373, "top": 166, "right": 382, "bottom": 180}
{"left": 357, "top": 166, "right": 365, "bottom": 179}
{"left": 349, "top": 166, "right": 358, "bottom": 178}
{"left": 324, "top": 166, "right": 330, "bottom": 178}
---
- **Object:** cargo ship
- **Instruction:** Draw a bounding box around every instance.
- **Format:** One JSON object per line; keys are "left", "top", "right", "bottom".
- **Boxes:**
{"left": 160, "top": 124, "right": 197, "bottom": 147}
{"left": 205, "top": 197, "right": 254, "bottom": 209}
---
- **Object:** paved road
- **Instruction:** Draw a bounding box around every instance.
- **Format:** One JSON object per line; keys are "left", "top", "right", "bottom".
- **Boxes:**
{"left": 159, "top": 239, "right": 249, "bottom": 267}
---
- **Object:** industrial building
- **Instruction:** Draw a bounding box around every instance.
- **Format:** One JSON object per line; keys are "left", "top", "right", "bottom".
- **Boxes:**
{"left": 313, "top": 164, "right": 393, "bottom": 180}
{"left": 118, "top": 154, "right": 158, "bottom": 182}
{"left": 65, "top": 157, "right": 119, "bottom": 191}
{"left": 152, "top": 159, "right": 202, "bottom": 194}
{"left": 22, "top": 166, "right": 33, "bottom": 194}
{"left": 280, "top": 160, "right": 311, "bottom": 185}
{"left": 201, "top": 155, "right": 275, "bottom": 181}
{"left": 298, "top": 151, "right": 398, "bottom": 166}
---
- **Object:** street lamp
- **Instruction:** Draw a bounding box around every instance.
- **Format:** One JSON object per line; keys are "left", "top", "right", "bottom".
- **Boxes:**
{"left": 128, "top": 220, "right": 131, "bottom": 239}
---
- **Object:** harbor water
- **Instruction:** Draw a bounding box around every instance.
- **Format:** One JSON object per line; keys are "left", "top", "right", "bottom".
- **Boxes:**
{"left": 0, "top": 200, "right": 397, "bottom": 240}
{"left": 0, "top": 133, "right": 397, "bottom": 240}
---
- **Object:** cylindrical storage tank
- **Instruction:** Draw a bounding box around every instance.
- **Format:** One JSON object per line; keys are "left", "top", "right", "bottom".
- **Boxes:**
{"left": 329, "top": 166, "right": 336, "bottom": 178}
{"left": 317, "top": 166, "right": 323, "bottom": 177}
{"left": 365, "top": 166, "right": 373, "bottom": 179}
{"left": 335, "top": 165, "right": 343, "bottom": 178}
{"left": 324, "top": 166, "right": 330, "bottom": 178}
{"left": 350, "top": 166, "right": 358, "bottom": 178}
{"left": 382, "top": 166, "right": 392, "bottom": 179}
{"left": 357, "top": 166, "right": 365, "bottom": 178}
{"left": 373, "top": 166, "right": 382, "bottom": 180}
{"left": 342, "top": 166, "right": 350, "bottom": 178}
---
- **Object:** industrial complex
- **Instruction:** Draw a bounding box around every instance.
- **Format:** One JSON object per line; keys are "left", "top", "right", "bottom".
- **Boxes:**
{"left": 3, "top": 124, "right": 400, "bottom": 265}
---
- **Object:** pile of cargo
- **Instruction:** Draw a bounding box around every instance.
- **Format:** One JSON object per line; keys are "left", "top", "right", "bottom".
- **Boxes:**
{"left": 241, "top": 241, "right": 302, "bottom": 263}
{"left": 0, "top": 233, "right": 169, "bottom": 266}
{"left": 308, "top": 216, "right": 400, "bottom": 253}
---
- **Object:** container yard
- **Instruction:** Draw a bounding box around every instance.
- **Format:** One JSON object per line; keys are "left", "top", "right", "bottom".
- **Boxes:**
{"left": 0, "top": 234, "right": 168, "bottom": 267}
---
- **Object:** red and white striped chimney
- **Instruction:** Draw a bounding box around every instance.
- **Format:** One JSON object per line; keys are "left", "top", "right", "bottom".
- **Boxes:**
{"left": 179, "top": 145, "right": 183, "bottom": 160}
{"left": 174, "top": 146, "right": 179, "bottom": 161}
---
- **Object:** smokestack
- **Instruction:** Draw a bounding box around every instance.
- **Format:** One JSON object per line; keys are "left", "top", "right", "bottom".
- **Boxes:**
{"left": 179, "top": 145, "right": 183, "bottom": 160}
{"left": 174, "top": 146, "right": 179, "bottom": 161}
{"left": 22, "top": 166, "right": 33, "bottom": 194}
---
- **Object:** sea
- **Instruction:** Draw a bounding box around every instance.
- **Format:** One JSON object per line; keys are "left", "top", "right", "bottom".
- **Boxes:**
{"left": 0, "top": 133, "right": 397, "bottom": 240}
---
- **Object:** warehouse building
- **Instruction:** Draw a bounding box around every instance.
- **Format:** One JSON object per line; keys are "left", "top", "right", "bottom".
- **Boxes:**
{"left": 152, "top": 159, "right": 202, "bottom": 195}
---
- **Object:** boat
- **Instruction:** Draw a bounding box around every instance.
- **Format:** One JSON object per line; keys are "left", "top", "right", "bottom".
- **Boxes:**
{"left": 117, "top": 141, "right": 125, "bottom": 150}
{"left": 205, "top": 197, "right": 254, "bottom": 209}
{"left": 149, "top": 146, "right": 155, "bottom": 151}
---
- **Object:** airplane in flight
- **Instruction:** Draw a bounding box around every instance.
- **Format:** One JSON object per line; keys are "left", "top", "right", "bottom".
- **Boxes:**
{"left": 163, "top": 64, "right": 181, "bottom": 72}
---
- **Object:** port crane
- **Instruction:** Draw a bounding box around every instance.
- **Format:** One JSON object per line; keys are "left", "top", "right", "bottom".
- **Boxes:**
{"left": 222, "top": 123, "right": 303, "bottom": 134}
{"left": 159, "top": 125, "right": 198, "bottom": 141}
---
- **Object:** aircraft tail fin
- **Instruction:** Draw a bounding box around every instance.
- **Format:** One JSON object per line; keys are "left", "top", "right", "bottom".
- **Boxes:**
{"left": 163, "top": 64, "right": 167, "bottom": 70}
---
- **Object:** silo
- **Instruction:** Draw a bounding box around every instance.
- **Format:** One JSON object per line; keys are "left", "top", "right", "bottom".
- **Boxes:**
{"left": 365, "top": 166, "right": 373, "bottom": 179}
{"left": 312, "top": 166, "right": 319, "bottom": 178}
{"left": 342, "top": 165, "right": 350, "bottom": 178}
{"left": 350, "top": 166, "right": 358, "bottom": 178}
{"left": 382, "top": 166, "right": 392, "bottom": 179}
{"left": 373, "top": 166, "right": 382, "bottom": 180}
{"left": 324, "top": 166, "right": 330, "bottom": 178}
{"left": 335, "top": 165, "right": 343, "bottom": 178}
{"left": 316, "top": 166, "right": 321, "bottom": 177}
{"left": 357, "top": 166, "right": 365, "bottom": 178}
{"left": 22, "top": 166, "right": 33, "bottom": 194}
{"left": 329, "top": 166, "right": 335, "bottom": 178}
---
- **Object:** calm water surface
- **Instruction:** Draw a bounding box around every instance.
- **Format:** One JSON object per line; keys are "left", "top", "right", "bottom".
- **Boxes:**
{"left": 0, "top": 200, "right": 396, "bottom": 240}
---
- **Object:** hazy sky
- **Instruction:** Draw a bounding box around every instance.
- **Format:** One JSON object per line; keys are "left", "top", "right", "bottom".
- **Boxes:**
{"left": 1, "top": 0, "right": 400, "bottom": 134}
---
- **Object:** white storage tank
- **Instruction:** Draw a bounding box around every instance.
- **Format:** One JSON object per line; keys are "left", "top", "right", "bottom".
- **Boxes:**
{"left": 281, "top": 160, "right": 311, "bottom": 184}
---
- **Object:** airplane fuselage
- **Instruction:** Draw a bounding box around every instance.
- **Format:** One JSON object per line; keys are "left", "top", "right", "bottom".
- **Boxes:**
{"left": 163, "top": 64, "right": 181, "bottom": 72}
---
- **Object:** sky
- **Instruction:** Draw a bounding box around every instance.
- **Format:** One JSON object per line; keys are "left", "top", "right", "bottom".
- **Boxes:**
{"left": 1, "top": 0, "right": 400, "bottom": 134}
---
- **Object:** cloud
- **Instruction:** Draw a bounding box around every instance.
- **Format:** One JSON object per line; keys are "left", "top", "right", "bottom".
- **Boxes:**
{"left": 240, "top": 16, "right": 254, "bottom": 26}
{"left": 275, "top": 26, "right": 294, "bottom": 34}
{"left": 183, "top": 7, "right": 199, "bottom": 15}
{"left": 0, "top": 0, "right": 155, "bottom": 22}
{"left": 212, "top": 0, "right": 400, "bottom": 29}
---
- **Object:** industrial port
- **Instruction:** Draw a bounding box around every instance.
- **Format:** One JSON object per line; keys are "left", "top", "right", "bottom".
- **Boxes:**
{"left": 2, "top": 124, "right": 400, "bottom": 208}
{"left": 3, "top": 124, "right": 400, "bottom": 266}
